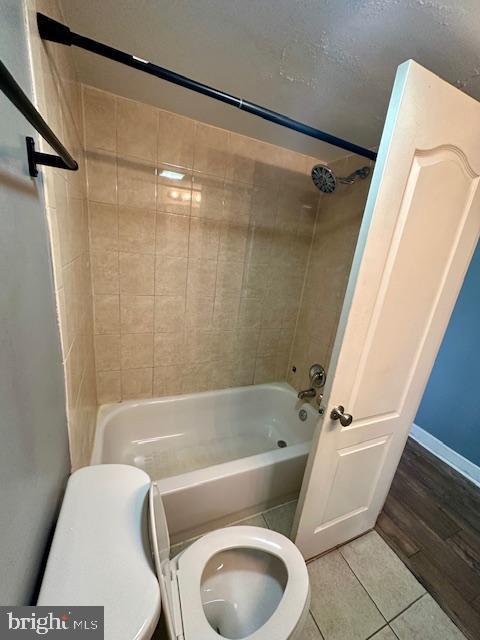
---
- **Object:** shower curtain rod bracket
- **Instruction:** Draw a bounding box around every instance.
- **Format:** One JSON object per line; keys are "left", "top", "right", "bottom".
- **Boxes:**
{"left": 36, "top": 12, "right": 377, "bottom": 162}
{"left": 26, "top": 137, "right": 76, "bottom": 177}
{"left": 0, "top": 58, "right": 78, "bottom": 177}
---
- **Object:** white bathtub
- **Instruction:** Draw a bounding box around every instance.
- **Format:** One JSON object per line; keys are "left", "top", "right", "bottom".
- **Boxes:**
{"left": 91, "top": 383, "right": 317, "bottom": 543}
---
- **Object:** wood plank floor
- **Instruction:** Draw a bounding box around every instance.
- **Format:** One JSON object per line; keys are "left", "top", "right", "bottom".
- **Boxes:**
{"left": 376, "top": 438, "right": 480, "bottom": 640}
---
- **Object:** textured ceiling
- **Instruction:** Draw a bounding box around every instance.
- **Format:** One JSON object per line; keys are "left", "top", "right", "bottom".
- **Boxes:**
{"left": 60, "top": 0, "right": 480, "bottom": 161}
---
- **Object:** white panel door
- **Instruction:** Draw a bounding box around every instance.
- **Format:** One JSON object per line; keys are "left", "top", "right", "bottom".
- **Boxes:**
{"left": 293, "top": 60, "right": 480, "bottom": 559}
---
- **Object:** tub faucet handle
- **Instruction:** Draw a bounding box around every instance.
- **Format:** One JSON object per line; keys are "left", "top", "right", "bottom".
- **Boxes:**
{"left": 309, "top": 364, "right": 326, "bottom": 388}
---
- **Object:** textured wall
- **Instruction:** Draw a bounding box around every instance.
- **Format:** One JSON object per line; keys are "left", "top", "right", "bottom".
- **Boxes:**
{"left": 416, "top": 241, "right": 480, "bottom": 466}
{"left": 0, "top": 0, "right": 69, "bottom": 604}
{"left": 288, "top": 154, "right": 372, "bottom": 394}
{"left": 28, "top": 0, "right": 97, "bottom": 469}
{"left": 61, "top": 1, "right": 480, "bottom": 160}
{"left": 82, "top": 86, "right": 322, "bottom": 402}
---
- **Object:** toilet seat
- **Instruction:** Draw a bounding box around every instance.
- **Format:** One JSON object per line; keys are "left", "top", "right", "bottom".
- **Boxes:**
{"left": 149, "top": 483, "right": 310, "bottom": 640}
{"left": 177, "top": 526, "right": 310, "bottom": 640}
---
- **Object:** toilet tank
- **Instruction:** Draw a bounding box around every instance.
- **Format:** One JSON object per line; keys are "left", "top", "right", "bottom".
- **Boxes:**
{"left": 38, "top": 465, "right": 160, "bottom": 640}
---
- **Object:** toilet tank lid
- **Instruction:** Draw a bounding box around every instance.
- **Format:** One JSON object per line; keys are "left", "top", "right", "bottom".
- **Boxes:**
{"left": 38, "top": 465, "right": 160, "bottom": 640}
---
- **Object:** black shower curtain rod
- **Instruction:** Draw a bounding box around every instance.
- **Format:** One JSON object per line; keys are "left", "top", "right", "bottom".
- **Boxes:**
{"left": 37, "top": 13, "right": 377, "bottom": 162}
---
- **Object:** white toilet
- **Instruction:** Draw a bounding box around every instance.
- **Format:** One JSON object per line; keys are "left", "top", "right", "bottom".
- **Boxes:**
{"left": 38, "top": 465, "right": 310, "bottom": 640}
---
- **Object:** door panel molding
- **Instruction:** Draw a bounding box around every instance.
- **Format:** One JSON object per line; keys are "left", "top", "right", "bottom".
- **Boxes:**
{"left": 319, "top": 435, "right": 391, "bottom": 528}
{"left": 351, "top": 145, "right": 479, "bottom": 418}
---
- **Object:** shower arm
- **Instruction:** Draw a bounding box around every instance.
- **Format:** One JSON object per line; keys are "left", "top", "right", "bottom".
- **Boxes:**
{"left": 337, "top": 174, "right": 358, "bottom": 185}
{"left": 36, "top": 12, "right": 377, "bottom": 163}
{"left": 336, "top": 168, "right": 371, "bottom": 184}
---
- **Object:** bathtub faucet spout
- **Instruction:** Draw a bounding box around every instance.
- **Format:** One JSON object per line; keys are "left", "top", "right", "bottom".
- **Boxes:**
{"left": 297, "top": 388, "right": 316, "bottom": 400}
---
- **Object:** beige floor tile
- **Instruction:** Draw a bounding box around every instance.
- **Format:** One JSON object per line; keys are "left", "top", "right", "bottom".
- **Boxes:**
{"left": 370, "top": 627, "right": 398, "bottom": 640}
{"left": 299, "top": 613, "right": 324, "bottom": 639}
{"left": 308, "top": 551, "right": 385, "bottom": 640}
{"left": 369, "top": 627, "right": 397, "bottom": 640}
{"left": 390, "top": 594, "right": 466, "bottom": 640}
{"left": 340, "top": 530, "right": 425, "bottom": 621}
{"left": 263, "top": 500, "right": 297, "bottom": 538}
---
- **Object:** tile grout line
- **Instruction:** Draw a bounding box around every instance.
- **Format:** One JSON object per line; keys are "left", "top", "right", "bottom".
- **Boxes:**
{"left": 388, "top": 624, "right": 402, "bottom": 640}
{"left": 338, "top": 545, "right": 390, "bottom": 630}
{"left": 387, "top": 592, "right": 426, "bottom": 626}
{"left": 364, "top": 623, "right": 402, "bottom": 640}
{"left": 364, "top": 624, "right": 389, "bottom": 640}
{"left": 308, "top": 609, "right": 326, "bottom": 640}
{"left": 338, "top": 534, "right": 428, "bottom": 626}
{"left": 152, "top": 147, "right": 159, "bottom": 395}
{"left": 286, "top": 189, "right": 321, "bottom": 378}
{"left": 306, "top": 543, "right": 386, "bottom": 640}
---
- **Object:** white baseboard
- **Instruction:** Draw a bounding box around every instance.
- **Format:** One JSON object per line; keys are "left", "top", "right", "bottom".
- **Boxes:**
{"left": 410, "top": 423, "right": 480, "bottom": 489}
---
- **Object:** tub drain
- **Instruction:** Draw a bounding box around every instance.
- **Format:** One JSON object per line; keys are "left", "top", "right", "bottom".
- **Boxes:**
{"left": 277, "top": 440, "right": 287, "bottom": 448}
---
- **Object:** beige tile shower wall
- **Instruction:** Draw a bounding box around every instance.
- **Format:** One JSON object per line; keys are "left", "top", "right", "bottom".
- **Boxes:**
{"left": 27, "top": 0, "right": 97, "bottom": 469}
{"left": 288, "top": 154, "right": 373, "bottom": 394}
{"left": 82, "top": 86, "right": 322, "bottom": 402}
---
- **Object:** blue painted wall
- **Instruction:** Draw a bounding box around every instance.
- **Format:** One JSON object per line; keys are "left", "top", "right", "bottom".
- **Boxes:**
{"left": 415, "top": 241, "right": 480, "bottom": 466}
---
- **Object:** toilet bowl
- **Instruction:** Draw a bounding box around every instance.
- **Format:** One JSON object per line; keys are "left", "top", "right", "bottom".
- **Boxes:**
{"left": 38, "top": 465, "right": 310, "bottom": 640}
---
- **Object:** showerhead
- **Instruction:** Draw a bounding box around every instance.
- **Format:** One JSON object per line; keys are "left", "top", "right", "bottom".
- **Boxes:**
{"left": 311, "top": 163, "right": 370, "bottom": 193}
{"left": 311, "top": 164, "right": 336, "bottom": 193}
